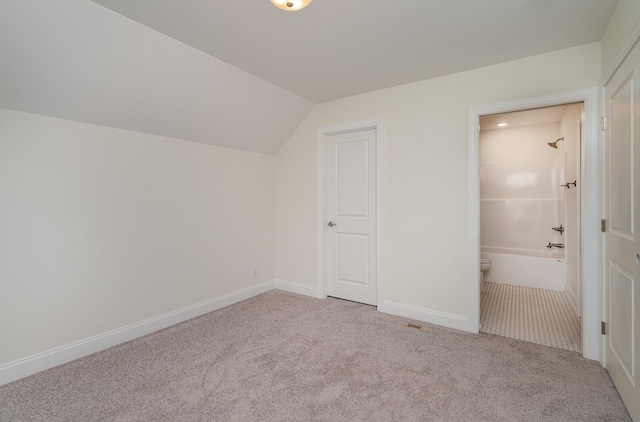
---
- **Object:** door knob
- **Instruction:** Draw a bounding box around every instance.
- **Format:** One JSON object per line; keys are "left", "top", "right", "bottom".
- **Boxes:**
{"left": 328, "top": 221, "right": 337, "bottom": 227}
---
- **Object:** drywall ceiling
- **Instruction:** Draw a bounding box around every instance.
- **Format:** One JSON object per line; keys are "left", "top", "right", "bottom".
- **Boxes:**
{"left": 0, "top": 0, "right": 314, "bottom": 154}
{"left": 480, "top": 105, "right": 573, "bottom": 131}
{"left": 90, "top": 0, "right": 619, "bottom": 103}
{"left": 0, "top": 0, "right": 619, "bottom": 155}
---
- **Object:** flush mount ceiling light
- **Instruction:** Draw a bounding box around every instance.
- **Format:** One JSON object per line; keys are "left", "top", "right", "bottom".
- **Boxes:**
{"left": 270, "top": 0, "right": 313, "bottom": 11}
{"left": 496, "top": 122, "right": 509, "bottom": 127}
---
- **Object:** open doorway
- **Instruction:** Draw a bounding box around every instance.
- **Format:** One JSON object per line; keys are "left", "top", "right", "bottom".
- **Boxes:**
{"left": 467, "top": 87, "right": 600, "bottom": 361}
{"left": 478, "top": 104, "right": 582, "bottom": 352}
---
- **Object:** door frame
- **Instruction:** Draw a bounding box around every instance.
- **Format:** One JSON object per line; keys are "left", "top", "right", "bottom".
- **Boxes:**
{"left": 467, "top": 87, "right": 600, "bottom": 361}
{"left": 317, "top": 118, "right": 384, "bottom": 306}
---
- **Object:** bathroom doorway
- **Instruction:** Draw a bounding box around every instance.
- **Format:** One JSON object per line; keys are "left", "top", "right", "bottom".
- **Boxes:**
{"left": 478, "top": 104, "right": 583, "bottom": 352}
{"left": 467, "top": 87, "right": 601, "bottom": 360}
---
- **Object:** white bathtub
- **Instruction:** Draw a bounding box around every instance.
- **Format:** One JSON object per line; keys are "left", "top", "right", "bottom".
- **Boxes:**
{"left": 481, "top": 247, "right": 566, "bottom": 291}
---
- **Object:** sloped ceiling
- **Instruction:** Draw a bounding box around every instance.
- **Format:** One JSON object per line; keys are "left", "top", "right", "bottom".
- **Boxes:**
{"left": 0, "top": 0, "right": 619, "bottom": 154}
{"left": 90, "top": 0, "right": 619, "bottom": 103}
{"left": 0, "top": 0, "right": 314, "bottom": 154}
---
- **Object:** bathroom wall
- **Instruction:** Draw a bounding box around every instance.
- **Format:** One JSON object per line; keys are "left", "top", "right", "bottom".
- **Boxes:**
{"left": 480, "top": 107, "right": 583, "bottom": 294}
{"left": 480, "top": 122, "right": 566, "bottom": 257}
{"left": 560, "top": 104, "right": 583, "bottom": 314}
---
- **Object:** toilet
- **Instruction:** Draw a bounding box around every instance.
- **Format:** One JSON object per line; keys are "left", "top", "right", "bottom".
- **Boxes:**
{"left": 480, "top": 258, "right": 492, "bottom": 291}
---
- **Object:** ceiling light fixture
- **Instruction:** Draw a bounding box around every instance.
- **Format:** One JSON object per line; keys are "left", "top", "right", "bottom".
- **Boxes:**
{"left": 496, "top": 122, "right": 509, "bottom": 127}
{"left": 270, "top": 0, "right": 313, "bottom": 11}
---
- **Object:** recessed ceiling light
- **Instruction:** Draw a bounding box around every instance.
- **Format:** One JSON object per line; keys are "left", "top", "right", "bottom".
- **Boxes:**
{"left": 270, "top": 0, "right": 313, "bottom": 11}
{"left": 496, "top": 122, "right": 509, "bottom": 127}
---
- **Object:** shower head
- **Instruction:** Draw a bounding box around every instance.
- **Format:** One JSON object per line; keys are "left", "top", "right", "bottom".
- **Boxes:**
{"left": 547, "top": 136, "right": 564, "bottom": 149}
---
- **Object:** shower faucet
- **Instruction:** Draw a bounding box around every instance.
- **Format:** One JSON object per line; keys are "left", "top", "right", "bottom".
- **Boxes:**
{"left": 546, "top": 242, "right": 565, "bottom": 249}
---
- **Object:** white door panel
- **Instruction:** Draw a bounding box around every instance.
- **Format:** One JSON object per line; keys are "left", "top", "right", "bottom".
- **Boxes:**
{"left": 336, "top": 140, "right": 369, "bottom": 217}
{"left": 610, "top": 261, "right": 634, "bottom": 377}
{"left": 337, "top": 233, "right": 369, "bottom": 285}
{"left": 604, "top": 40, "right": 640, "bottom": 421}
{"left": 326, "top": 129, "right": 377, "bottom": 305}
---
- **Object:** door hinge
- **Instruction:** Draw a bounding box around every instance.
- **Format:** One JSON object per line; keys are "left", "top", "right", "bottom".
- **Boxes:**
{"left": 601, "top": 116, "right": 607, "bottom": 131}
{"left": 601, "top": 321, "right": 606, "bottom": 335}
{"left": 601, "top": 219, "right": 606, "bottom": 232}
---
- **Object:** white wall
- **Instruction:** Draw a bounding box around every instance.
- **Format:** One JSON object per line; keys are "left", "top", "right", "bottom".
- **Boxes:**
{"left": 275, "top": 43, "right": 601, "bottom": 321}
{"left": 0, "top": 108, "right": 275, "bottom": 367}
{"left": 601, "top": 0, "right": 640, "bottom": 77}
{"left": 480, "top": 122, "right": 564, "bottom": 255}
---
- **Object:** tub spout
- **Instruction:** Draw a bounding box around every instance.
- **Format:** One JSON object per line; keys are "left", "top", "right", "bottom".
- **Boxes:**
{"left": 547, "top": 242, "right": 565, "bottom": 249}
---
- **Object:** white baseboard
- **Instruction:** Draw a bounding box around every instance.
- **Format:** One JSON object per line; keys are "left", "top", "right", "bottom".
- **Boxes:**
{"left": 273, "top": 279, "right": 320, "bottom": 298}
{"left": 380, "top": 300, "right": 471, "bottom": 332}
{"left": 0, "top": 280, "right": 275, "bottom": 387}
{"left": 274, "top": 280, "right": 471, "bottom": 332}
{"left": 1, "top": 279, "right": 473, "bottom": 386}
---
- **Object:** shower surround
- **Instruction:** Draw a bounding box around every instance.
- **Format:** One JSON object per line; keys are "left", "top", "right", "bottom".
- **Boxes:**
{"left": 480, "top": 121, "right": 568, "bottom": 291}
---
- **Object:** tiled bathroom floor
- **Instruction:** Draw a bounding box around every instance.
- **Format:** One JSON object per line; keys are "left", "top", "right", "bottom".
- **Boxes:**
{"left": 480, "top": 282, "right": 582, "bottom": 352}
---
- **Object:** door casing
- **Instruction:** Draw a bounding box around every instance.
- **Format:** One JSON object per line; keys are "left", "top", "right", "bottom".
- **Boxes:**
{"left": 317, "top": 118, "right": 384, "bottom": 307}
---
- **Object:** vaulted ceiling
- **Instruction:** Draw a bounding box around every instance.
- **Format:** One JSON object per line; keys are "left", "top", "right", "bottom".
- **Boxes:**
{"left": 92, "top": 0, "right": 619, "bottom": 103}
{"left": 0, "top": 0, "right": 619, "bottom": 154}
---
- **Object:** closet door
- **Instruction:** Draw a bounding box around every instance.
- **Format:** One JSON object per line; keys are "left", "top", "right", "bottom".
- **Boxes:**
{"left": 603, "top": 40, "right": 640, "bottom": 421}
{"left": 325, "top": 129, "right": 378, "bottom": 306}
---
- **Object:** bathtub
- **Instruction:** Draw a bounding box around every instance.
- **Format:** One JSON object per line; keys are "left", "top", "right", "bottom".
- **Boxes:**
{"left": 481, "top": 246, "right": 566, "bottom": 291}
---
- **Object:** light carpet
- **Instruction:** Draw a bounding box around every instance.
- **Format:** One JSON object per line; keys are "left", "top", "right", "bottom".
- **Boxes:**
{"left": 0, "top": 290, "right": 630, "bottom": 421}
{"left": 480, "top": 282, "right": 582, "bottom": 352}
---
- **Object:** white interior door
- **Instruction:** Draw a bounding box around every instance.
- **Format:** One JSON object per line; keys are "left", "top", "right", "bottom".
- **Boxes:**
{"left": 604, "top": 41, "right": 640, "bottom": 421}
{"left": 326, "top": 129, "right": 377, "bottom": 305}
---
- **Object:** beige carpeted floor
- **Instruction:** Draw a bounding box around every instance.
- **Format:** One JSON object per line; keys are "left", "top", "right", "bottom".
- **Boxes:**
{"left": 0, "top": 291, "right": 630, "bottom": 421}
